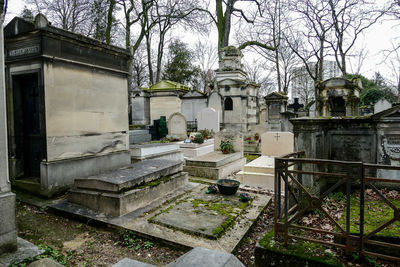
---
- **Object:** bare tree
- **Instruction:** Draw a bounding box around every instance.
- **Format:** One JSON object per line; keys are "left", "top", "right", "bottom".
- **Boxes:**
{"left": 327, "top": 0, "right": 386, "bottom": 76}
{"left": 28, "top": 0, "right": 92, "bottom": 33}
{"left": 192, "top": 39, "right": 218, "bottom": 93}
{"left": 131, "top": 43, "right": 149, "bottom": 88}
{"left": 243, "top": 58, "right": 276, "bottom": 96}
{"left": 383, "top": 42, "right": 400, "bottom": 101}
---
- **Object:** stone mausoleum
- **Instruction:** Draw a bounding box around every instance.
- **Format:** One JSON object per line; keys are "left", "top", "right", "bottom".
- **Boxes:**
{"left": 208, "top": 46, "right": 260, "bottom": 132}
{"left": 132, "top": 80, "right": 190, "bottom": 124}
{"left": 4, "top": 15, "right": 131, "bottom": 197}
{"left": 316, "top": 77, "right": 362, "bottom": 117}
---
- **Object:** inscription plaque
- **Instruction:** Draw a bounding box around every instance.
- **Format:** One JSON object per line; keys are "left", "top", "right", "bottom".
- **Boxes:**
{"left": 8, "top": 45, "right": 40, "bottom": 57}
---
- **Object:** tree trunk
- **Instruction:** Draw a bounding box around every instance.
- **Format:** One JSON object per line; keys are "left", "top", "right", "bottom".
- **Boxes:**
{"left": 105, "top": 0, "right": 115, "bottom": 45}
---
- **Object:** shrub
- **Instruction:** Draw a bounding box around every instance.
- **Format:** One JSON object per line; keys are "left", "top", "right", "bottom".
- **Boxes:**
{"left": 193, "top": 133, "right": 204, "bottom": 144}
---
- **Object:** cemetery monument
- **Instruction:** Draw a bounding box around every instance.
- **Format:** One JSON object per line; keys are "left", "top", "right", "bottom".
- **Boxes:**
{"left": 5, "top": 15, "right": 131, "bottom": 197}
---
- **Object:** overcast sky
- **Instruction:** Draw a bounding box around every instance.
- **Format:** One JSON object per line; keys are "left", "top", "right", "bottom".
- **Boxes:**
{"left": 5, "top": 0, "right": 400, "bottom": 86}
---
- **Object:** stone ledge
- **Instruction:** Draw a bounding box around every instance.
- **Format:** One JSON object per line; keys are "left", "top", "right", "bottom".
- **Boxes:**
{"left": 183, "top": 157, "right": 246, "bottom": 180}
{"left": 69, "top": 172, "right": 188, "bottom": 216}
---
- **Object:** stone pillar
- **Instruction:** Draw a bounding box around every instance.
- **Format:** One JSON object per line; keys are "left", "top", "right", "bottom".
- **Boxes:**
{"left": 0, "top": 3, "right": 18, "bottom": 254}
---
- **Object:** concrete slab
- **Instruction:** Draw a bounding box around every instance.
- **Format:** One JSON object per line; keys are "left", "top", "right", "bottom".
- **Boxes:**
{"left": 112, "top": 258, "right": 157, "bottom": 267}
{"left": 183, "top": 157, "right": 246, "bottom": 180}
{"left": 150, "top": 191, "right": 243, "bottom": 239}
{"left": 237, "top": 171, "right": 276, "bottom": 190}
{"left": 185, "top": 152, "right": 242, "bottom": 168}
{"left": 242, "top": 156, "right": 274, "bottom": 174}
{"left": 181, "top": 144, "right": 214, "bottom": 159}
{"left": 74, "top": 159, "right": 183, "bottom": 193}
{"left": 130, "top": 143, "right": 180, "bottom": 157}
{"left": 0, "top": 238, "right": 43, "bottom": 266}
{"left": 166, "top": 247, "right": 244, "bottom": 267}
{"left": 178, "top": 139, "right": 214, "bottom": 149}
{"left": 123, "top": 185, "right": 270, "bottom": 253}
{"left": 28, "top": 258, "right": 64, "bottom": 267}
{"left": 50, "top": 182, "right": 271, "bottom": 253}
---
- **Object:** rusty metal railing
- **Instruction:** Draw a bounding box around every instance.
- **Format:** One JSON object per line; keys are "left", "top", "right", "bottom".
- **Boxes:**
{"left": 274, "top": 152, "right": 400, "bottom": 262}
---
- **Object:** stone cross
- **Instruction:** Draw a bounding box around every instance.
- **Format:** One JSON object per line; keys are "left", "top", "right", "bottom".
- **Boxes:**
{"left": 274, "top": 133, "right": 280, "bottom": 141}
{"left": 288, "top": 98, "right": 304, "bottom": 113}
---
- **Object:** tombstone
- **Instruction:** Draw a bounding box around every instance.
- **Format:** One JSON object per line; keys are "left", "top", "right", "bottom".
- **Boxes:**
{"left": 261, "top": 132, "right": 294, "bottom": 157}
{"left": 208, "top": 91, "right": 222, "bottom": 122}
{"left": 264, "top": 92, "right": 289, "bottom": 131}
{"left": 197, "top": 107, "right": 220, "bottom": 133}
{"left": 260, "top": 108, "right": 267, "bottom": 123}
{"left": 4, "top": 15, "right": 131, "bottom": 197}
{"left": 374, "top": 99, "right": 392, "bottom": 114}
{"left": 168, "top": 113, "right": 187, "bottom": 140}
{"left": 214, "top": 131, "right": 244, "bottom": 155}
{"left": 181, "top": 90, "right": 207, "bottom": 122}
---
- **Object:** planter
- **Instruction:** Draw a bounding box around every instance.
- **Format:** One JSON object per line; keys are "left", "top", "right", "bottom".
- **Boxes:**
{"left": 216, "top": 179, "right": 240, "bottom": 195}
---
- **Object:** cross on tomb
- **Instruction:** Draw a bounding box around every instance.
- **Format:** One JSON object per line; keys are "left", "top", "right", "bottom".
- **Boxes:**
{"left": 274, "top": 133, "right": 280, "bottom": 141}
{"left": 288, "top": 98, "right": 304, "bottom": 113}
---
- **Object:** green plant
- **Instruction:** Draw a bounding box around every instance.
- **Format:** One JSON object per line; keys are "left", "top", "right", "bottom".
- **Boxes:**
{"left": 193, "top": 133, "right": 204, "bottom": 144}
{"left": 220, "top": 140, "right": 234, "bottom": 154}
{"left": 199, "top": 129, "right": 214, "bottom": 139}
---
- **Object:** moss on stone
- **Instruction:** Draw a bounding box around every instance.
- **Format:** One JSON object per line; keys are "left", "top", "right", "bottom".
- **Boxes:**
{"left": 259, "top": 231, "right": 342, "bottom": 266}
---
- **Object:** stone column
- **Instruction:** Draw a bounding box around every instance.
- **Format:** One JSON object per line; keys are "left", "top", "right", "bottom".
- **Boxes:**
{"left": 0, "top": 2, "right": 18, "bottom": 254}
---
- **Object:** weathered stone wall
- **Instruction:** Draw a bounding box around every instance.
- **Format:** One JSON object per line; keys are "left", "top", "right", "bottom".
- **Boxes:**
{"left": 131, "top": 95, "right": 150, "bottom": 125}
{"left": 291, "top": 118, "right": 376, "bottom": 163}
{"left": 150, "top": 96, "right": 181, "bottom": 123}
{"left": 44, "top": 62, "right": 129, "bottom": 161}
{"left": 181, "top": 97, "right": 207, "bottom": 122}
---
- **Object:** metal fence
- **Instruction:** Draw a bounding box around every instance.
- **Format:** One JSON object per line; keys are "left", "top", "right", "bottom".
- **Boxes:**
{"left": 274, "top": 151, "right": 400, "bottom": 262}
{"left": 187, "top": 120, "right": 197, "bottom": 132}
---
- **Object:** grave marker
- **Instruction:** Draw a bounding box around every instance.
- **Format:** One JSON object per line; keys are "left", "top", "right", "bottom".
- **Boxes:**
{"left": 197, "top": 107, "right": 220, "bottom": 133}
{"left": 168, "top": 112, "right": 187, "bottom": 140}
{"left": 261, "top": 132, "right": 294, "bottom": 157}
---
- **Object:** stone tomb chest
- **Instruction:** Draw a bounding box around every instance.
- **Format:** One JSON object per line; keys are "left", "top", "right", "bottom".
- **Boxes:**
{"left": 4, "top": 15, "right": 131, "bottom": 197}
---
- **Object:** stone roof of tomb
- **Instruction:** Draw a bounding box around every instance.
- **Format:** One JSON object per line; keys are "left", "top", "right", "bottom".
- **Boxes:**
{"left": 264, "top": 91, "right": 288, "bottom": 100}
{"left": 316, "top": 77, "right": 362, "bottom": 91}
{"left": 372, "top": 104, "right": 400, "bottom": 121}
{"left": 5, "top": 15, "right": 130, "bottom": 56}
{"left": 141, "top": 80, "right": 191, "bottom": 92}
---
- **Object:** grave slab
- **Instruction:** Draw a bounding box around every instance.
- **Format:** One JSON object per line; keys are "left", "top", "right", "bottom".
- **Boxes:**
{"left": 185, "top": 152, "right": 242, "bottom": 168}
{"left": 50, "top": 182, "right": 271, "bottom": 253}
{"left": 178, "top": 139, "right": 214, "bottom": 158}
{"left": 130, "top": 143, "right": 183, "bottom": 162}
{"left": 74, "top": 159, "right": 183, "bottom": 193}
{"left": 112, "top": 258, "right": 157, "bottom": 267}
{"left": 0, "top": 238, "right": 43, "bottom": 266}
{"left": 166, "top": 247, "right": 244, "bottom": 267}
{"left": 69, "top": 172, "right": 188, "bottom": 216}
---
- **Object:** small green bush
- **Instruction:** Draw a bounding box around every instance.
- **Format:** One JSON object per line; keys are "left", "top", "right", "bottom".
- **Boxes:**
{"left": 193, "top": 133, "right": 204, "bottom": 144}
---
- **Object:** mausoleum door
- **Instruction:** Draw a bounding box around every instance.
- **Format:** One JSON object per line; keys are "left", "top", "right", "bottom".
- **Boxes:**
{"left": 12, "top": 73, "right": 44, "bottom": 178}
{"left": 329, "top": 97, "right": 346, "bottom": 117}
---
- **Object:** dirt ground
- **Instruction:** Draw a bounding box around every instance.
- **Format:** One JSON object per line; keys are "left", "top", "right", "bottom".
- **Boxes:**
{"left": 15, "top": 197, "right": 274, "bottom": 267}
